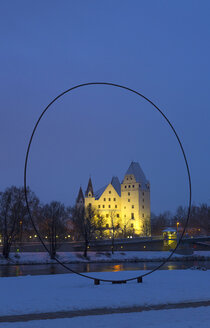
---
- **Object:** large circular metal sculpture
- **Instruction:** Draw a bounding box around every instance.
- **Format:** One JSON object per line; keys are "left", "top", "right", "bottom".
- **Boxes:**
{"left": 24, "top": 82, "right": 191, "bottom": 284}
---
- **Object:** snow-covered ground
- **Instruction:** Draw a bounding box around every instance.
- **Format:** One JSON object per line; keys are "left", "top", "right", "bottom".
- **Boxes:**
{"left": 1, "top": 250, "right": 210, "bottom": 265}
{"left": 1, "top": 307, "right": 210, "bottom": 328}
{"left": 0, "top": 270, "right": 209, "bottom": 316}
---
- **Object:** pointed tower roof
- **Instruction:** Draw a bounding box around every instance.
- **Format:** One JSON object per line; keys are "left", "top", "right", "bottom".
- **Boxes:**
{"left": 76, "top": 186, "right": 84, "bottom": 202}
{"left": 85, "top": 177, "right": 94, "bottom": 197}
{"left": 125, "top": 161, "right": 149, "bottom": 188}
{"left": 111, "top": 176, "right": 121, "bottom": 196}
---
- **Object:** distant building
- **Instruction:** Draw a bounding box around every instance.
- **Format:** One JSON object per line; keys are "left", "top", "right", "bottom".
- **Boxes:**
{"left": 76, "top": 162, "right": 151, "bottom": 236}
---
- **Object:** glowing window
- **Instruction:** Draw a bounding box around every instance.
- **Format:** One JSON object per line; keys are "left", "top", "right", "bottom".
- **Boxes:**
{"left": 113, "top": 198, "right": 116, "bottom": 201}
{"left": 98, "top": 205, "right": 100, "bottom": 208}
{"left": 104, "top": 198, "right": 106, "bottom": 201}
{"left": 117, "top": 214, "right": 119, "bottom": 218}
{"left": 115, "top": 205, "right": 117, "bottom": 208}
{"left": 128, "top": 192, "right": 130, "bottom": 196}
{"left": 109, "top": 191, "right": 111, "bottom": 194}
{"left": 128, "top": 199, "right": 130, "bottom": 202}
{"left": 108, "top": 205, "right": 111, "bottom": 208}
{"left": 103, "top": 205, "right": 105, "bottom": 208}
{"left": 132, "top": 205, "right": 134, "bottom": 208}
{"left": 108, "top": 198, "right": 111, "bottom": 201}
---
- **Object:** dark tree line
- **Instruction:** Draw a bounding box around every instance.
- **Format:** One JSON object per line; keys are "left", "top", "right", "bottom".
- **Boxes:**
{"left": 151, "top": 205, "right": 210, "bottom": 236}
{"left": 0, "top": 186, "right": 209, "bottom": 259}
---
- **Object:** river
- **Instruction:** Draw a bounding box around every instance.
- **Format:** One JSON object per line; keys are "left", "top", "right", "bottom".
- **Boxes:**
{"left": 0, "top": 260, "right": 209, "bottom": 277}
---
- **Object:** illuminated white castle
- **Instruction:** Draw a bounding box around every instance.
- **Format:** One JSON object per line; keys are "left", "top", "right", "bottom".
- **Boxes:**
{"left": 76, "top": 162, "right": 151, "bottom": 236}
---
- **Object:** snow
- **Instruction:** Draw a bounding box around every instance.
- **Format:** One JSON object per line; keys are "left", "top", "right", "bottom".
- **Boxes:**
{"left": 1, "top": 250, "right": 210, "bottom": 265}
{"left": 0, "top": 270, "right": 209, "bottom": 316}
{"left": 0, "top": 307, "right": 210, "bottom": 328}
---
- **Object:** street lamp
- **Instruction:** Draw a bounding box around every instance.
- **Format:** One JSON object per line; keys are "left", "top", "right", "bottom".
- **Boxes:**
{"left": 176, "top": 221, "right": 180, "bottom": 234}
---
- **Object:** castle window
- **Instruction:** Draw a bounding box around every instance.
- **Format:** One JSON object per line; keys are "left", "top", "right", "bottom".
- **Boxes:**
{"left": 88, "top": 193, "right": 91, "bottom": 197}
{"left": 142, "top": 214, "right": 144, "bottom": 218}
{"left": 128, "top": 185, "right": 131, "bottom": 188}
{"left": 106, "top": 214, "right": 109, "bottom": 218}
{"left": 128, "top": 199, "right": 130, "bottom": 202}
{"left": 106, "top": 223, "right": 109, "bottom": 227}
{"left": 131, "top": 213, "right": 134, "bottom": 219}
{"left": 132, "top": 205, "right": 134, "bottom": 209}
{"left": 89, "top": 203, "right": 91, "bottom": 207}
{"left": 143, "top": 192, "right": 144, "bottom": 196}
{"left": 115, "top": 205, "right": 117, "bottom": 208}
{"left": 104, "top": 198, "right": 106, "bottom": 201}
{"left": 128, "top": 192, "right": 130, "bottom": 196}
{"left": 108, "top": 205, "right": 111, "bottom": 208}
{"left": 124, "top": 215, "right": 126, "bottom": 218}
{"left": 127, "top": 177, "right": 128, "bottom": 180}
{"left": 131, "top": 177, "right": 132, "bottom": 180}
{"left": 109, "top": 191, "right": 111, "bottom": 194}
{"left": 108, "top": 198, "right": 111, "bottom": 201}
{"left": 142, "top": 205, "right": 144, "bottom": 209}
{"left": 125, "top": 185, "right": 127, "bottom": 189}
{"left": 117, "top": 214, "right": 119, "bottom": 218}
{"left": 103, "top": 205, "right": 105, "bottom": 208}
{"left": 113, "top": 198, "right": 116, "bottom": 201}
{"left": 143, "top": 198, "right": 144, "bottom": 202}
{"left": 132, "top": 185, "right": 135, "bottom": 188}
{"left": 98, "top": 205, "right": 100, "bottom": 208}
{"left": 124, "top": 206, "right": 126, "bottom": 209}
{"left": 131, "top": 223, "right": 134, "bottom": 228}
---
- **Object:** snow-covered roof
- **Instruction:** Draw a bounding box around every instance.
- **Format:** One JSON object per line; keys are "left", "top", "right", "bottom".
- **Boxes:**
{"left": 163, "top": 228, "right": 177, "bottom": 232}
{"left": 125, "top": 161, "right": 149, "bottom": 189}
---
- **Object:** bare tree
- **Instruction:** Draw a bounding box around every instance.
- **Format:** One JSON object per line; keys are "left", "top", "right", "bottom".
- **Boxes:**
{"left": 0, "top": 186, "right": 39, "bottom": 258}
{"left": 37, "top": 201, "right": 67, "bottom": 259}
{"left": 71, "top": 204, "right": 106, "bottom": 257}
{"left": 109, "top": 210, "right": 121, "bottom": 254}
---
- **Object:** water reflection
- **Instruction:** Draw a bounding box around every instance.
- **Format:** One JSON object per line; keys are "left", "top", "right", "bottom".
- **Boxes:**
{"left": 0, "top": 260, "right": 209, "bottom": 277}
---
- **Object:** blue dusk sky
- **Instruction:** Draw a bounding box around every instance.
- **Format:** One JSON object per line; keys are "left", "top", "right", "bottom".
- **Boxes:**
{"left": 0, "top": 1, "right": 210, "bottom": 214}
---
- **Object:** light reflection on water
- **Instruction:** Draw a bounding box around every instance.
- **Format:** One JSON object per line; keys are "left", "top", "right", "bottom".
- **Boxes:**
{"left": 0, "top": 260, "right": 209, "bottom": 277}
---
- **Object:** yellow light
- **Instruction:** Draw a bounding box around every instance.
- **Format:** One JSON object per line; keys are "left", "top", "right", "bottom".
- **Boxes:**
{"left": 144, "top": 246, "right": 146, "bottom": 249}
{"left": 45, "top": 236, "right": 48, "bottom": 239}
{"left": 56, "top": 235, "right": 58, "bottom": 238}
{"left": 29, "top": 236, "right": 32, "bottom": 239}
{"left": 34, "top": 235, "right": 37, "bottom": 238}
{"left": 68, "top": 235, "right": 70, "bottom": 238}
{"left": 0, "top": 239, "right": 2, "bottom": 243}
{"left": 65, "top": 236, "right": 67, "bottom": 239}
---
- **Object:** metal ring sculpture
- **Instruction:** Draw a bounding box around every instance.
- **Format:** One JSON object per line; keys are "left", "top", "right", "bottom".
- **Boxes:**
{"left": 24, "top": 82, "right": 192, "bottom": 284}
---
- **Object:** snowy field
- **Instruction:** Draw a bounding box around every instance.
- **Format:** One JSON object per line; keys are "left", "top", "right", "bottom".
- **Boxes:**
{"left": 0, "top": 270, "right": 210, "bottom": 316}
{"left": 0, "top": 307, "right": 210, "bottom": 328}
{"left": 1, "top": 250, "right": 210, "bottom": 265}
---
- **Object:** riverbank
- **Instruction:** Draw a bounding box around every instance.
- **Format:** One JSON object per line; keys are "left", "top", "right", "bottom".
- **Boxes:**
{"left": 1, "top": 251, "right": 210, "bottom": 265}
{"left": 0, "top": 270, "right": 210, "bottom": 317}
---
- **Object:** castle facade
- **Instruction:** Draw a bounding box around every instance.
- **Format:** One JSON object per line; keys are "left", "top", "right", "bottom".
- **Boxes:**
{"left": 76, "top": 162, "right": 151, "bottom": 236}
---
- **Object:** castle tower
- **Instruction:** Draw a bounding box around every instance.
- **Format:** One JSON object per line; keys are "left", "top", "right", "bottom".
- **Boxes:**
{"left": 85, "top": 177, "right": 94, "bottom": 197}
{"left": 76, "top": 187, "right": 84, "bottom": 209}
{"left": 121, "top": 162, "right": 151, "bottom": 236}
